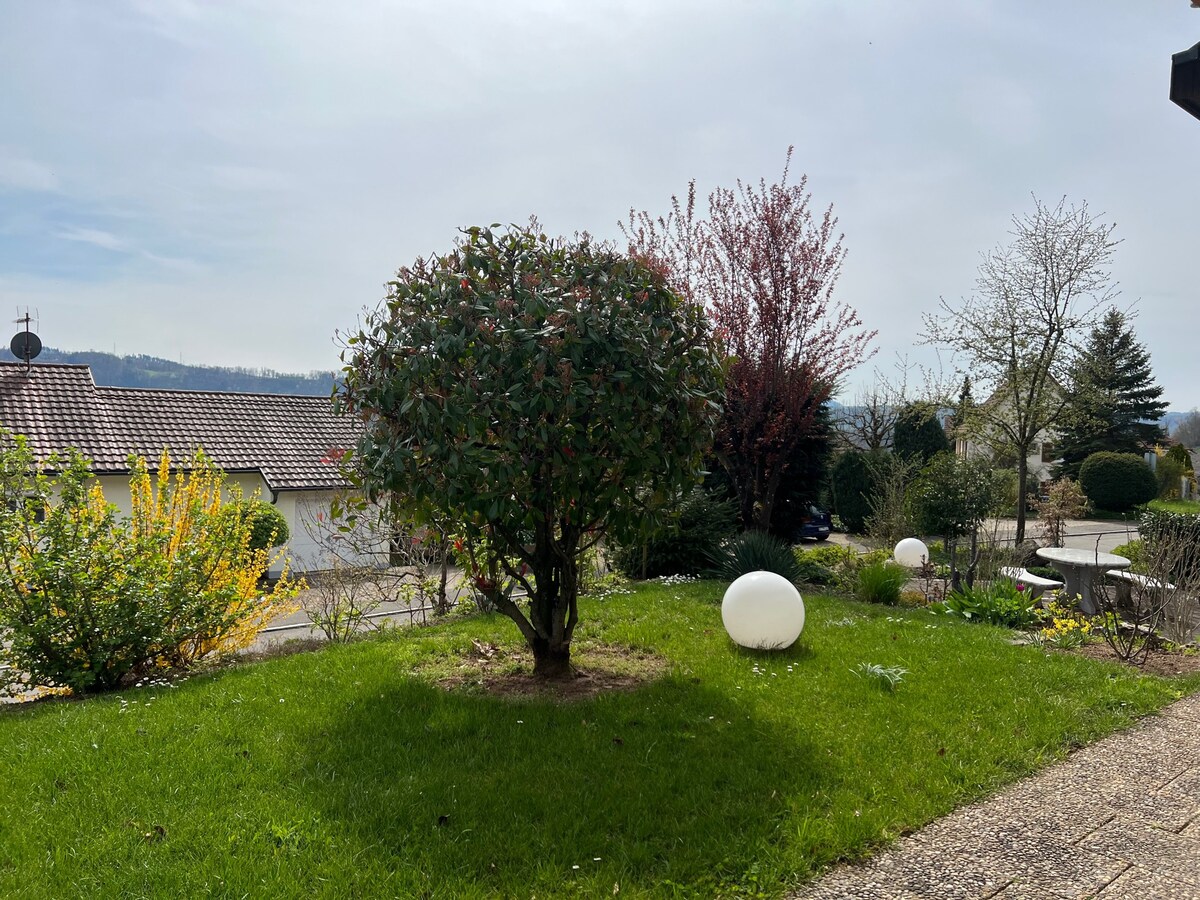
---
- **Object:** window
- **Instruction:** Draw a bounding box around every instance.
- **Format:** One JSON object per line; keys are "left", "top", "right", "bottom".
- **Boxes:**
{"left": 1040, "top": 443, "right": 1056, "bottom": 463}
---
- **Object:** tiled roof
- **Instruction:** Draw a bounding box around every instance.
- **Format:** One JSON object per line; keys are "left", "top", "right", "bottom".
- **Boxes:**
{"left": 0, "top": 363, "right": 359, "bottom": 491}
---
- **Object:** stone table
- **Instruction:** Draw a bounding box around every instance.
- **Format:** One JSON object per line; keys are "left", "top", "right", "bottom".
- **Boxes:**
{"left": 1035, "top": 547, "right": 1131, "bottom": 614}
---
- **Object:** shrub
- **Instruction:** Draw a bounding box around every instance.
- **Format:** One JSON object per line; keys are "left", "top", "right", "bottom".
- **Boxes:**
{"left": 612, "top": 488, "right": 738, "bottom": 579}
{"left": 1156, "top": 454, "right": 1188, "bottom": 500}
{"left": 940, "top": 580, "right": 1038, "bottom": 629}
{"left": 1166, "top": 443, "right": 1194, "bottom": 472}
{"left": 1078, "top": 452, "right": 1156, "bottom": 512}
{"left": 1137, "top": 508, "right": 1200, "bottom": 584}
{"left": 0, "top": 438, "right": 298, "bottom": 695}
{"left": 226, "top": 498, "right": 290, "bottom": 550}
{"left": 797, "top": 545, "right": 890, "bottom": 593}
{"left": 1032, "top": 478, "right": 1089, "bottom": 547}
{"left": 793, "top": 553, "right": 836, "bottom": 586}
{"left": 831, "top": 449, "right": 887, "bottom": 534}
{"left": 854, "top": 560, "right": 909, "bottom": 605}
{"left": 893, "top": 402, "right": 950, "bottom": 464}
{"left": 708, "top": 531, "right": 802, "bottom": 583}
{"left": 1110, "top": 540, "right": 1145, "bottom": 572}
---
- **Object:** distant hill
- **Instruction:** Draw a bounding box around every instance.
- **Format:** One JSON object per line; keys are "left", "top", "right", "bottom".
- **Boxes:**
{"left": 35, "top": 348, "right": 338, "bottom": 396}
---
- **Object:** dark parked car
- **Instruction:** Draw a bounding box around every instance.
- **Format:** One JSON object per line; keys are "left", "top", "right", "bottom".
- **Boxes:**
{"left": 795, "top": 505, "right": 832, "bottom": 542}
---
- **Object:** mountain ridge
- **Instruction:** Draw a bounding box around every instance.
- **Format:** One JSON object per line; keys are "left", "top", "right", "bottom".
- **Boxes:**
{"left": 32, "top": 348, "right": 337, "bottom": 396}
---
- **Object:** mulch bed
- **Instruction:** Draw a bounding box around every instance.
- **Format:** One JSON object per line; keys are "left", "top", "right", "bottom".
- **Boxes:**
{"left": 435, "top": 641, "right": 670, "bottom": 701}
{"left": 1069, "top": 641, "right": 1200, "bottom": 677}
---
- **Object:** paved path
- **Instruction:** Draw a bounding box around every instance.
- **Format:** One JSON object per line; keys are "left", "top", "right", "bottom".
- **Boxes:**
{"left": 791, "top": 692, "right": 1200, "bottom": 900}
{"left": 826, "top": 518, "right": 1139, "bottom": 557}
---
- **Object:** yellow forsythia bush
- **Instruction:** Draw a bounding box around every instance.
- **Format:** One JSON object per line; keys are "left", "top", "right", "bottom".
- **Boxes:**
{"left": 0, "top": 433, "right": 298, "bottom": 695}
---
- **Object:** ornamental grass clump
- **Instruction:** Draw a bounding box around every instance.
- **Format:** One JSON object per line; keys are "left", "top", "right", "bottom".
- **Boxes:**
{"left": 708, "top": 531, "right": 802, "bottom": 583}
{"left": 0, "top": 434, "right": 298, "bottom": 695}
{"left": 853, "top": 560, "right": 909, "bottom": 605}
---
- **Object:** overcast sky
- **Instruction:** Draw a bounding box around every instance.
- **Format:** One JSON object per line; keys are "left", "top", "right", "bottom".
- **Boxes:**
{"left": 1, "top": 1, "right": 1198, "bottom": 408}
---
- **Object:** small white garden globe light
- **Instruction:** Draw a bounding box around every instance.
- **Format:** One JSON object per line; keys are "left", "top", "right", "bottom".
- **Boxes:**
{"left": 721, "top": 571, "right": 805, "bottom": 650}
{"left": 894, "top": 538, "right": 930, "bottom": 569}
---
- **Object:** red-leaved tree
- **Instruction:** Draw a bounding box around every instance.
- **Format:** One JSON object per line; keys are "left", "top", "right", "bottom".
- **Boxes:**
{"left": 625, "top": 150, "right": 876, "bottom": 530}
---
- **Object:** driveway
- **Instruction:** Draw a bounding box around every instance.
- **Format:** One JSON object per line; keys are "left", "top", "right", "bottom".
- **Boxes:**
{"left": 826, "top": 518, "right": 1139, "bottom": 556}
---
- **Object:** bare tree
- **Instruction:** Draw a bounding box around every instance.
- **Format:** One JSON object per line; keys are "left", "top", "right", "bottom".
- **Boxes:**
{"left": 296, "top": 495, "right": 452, "bottom": 642}
{"left": 1172, "top": 408, "right": 1200, "bottom": 449}
{"left": 923, "top": 197, "right": 1119, "bottom": 543}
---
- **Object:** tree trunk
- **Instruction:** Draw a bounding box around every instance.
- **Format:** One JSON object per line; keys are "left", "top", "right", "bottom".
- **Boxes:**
{"left": 948, "top": 536, "right": 962, "bottom": 594}
{"left": 531, "top": 635, "right": 573, "bottom": 679}
{"left": 1015, "top": 457, "right": 1029, "bottom": 544}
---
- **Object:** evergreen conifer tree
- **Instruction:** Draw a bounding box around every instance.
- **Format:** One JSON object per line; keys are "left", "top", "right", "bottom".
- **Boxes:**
{"left": 1055, "top": 309, "right": 1167, "bottom": 479}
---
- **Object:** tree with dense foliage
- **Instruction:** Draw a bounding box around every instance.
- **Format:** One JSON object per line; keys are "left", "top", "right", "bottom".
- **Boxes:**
{"left": 893, "top": 402, "right": 950, "bottom": 464}
{"left": 908, "top": 451, "right": 1008, "bottom": 591}
{"left": 923, "top": 197, "right": 1118, "bottom": 543}
{"left": 338, "top": 225, "right": 724, "bottom": 678}
{"left": 1054, "top": 309, "right": 1167, "bottom": 479}
{"left": 1078, "top": 451, "right": 1157, "bottom": 512}
{"left": 625, "top": 150, "right": 875, "bottom": 531}
{"left": 830, "top": 449, "right": 888, "bottom": 534}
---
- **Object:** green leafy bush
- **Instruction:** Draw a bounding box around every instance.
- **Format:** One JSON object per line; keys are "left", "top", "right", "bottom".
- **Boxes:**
{"left": 708, "top": 531, "right": 802, "bottom": 583}
{"left": 797, "top": 545, "right": 888, "bottom": 593}
{"left": 854, "top": 560, "right": 909, "bottom": 605}
{"left": 1110, "top": 540, "right": 1145, "bottom": 572}
{"left": 1024, "top": 565, "right": 1062, "bottom": 581}
{"left": 0, "top": 437, "right": 297, "bottom": 695}
{"left": 612, "top": 488, "right": 738, "bottom": 579}
{"left": 793, "top": 553, "right": 836, "bottom": 586}
{"left": 1137, "top": 509, "right": 1200, "bottom": 582}
{"left": 940, "top": 580, "right": 1037, "bottom": 629}
{"left": 1156, "top": 454, "right": 1189, "bottom": 499}
{"left": 831, "top": 449, "right": 888, "bottom": 534}
{"left": 1078, "top": 452, "right": 1156, "bottom": 512}
{"left": 226, "top": 498, "right": 290, "bottom": 550}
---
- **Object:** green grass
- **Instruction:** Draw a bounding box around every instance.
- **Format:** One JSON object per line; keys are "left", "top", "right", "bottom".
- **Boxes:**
{"left": 2, "top": 582, "right": 1196, "bottom": 899}
{"left": 1148, "top": 498, "right": 1200, "bottom": 515}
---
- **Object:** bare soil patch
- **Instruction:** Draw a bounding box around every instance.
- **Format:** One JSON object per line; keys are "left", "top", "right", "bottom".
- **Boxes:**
{"left": 1070, "top": 641, "right": 1200, "bottom": 677}
{"left": 435, "top": 640, "right": 670, "bottom": 701}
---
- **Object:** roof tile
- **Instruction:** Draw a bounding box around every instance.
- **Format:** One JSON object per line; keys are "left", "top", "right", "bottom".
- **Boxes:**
{"left": 0, "top": 363, "right": 359, "bottom": 491}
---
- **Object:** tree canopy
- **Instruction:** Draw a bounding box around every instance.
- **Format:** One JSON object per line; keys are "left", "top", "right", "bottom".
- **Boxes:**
{"left": 923, "top": 196, "right": 1118, "bottom": 543}
{"left": 625, "top": 149, "right": 875, "bottom": 531}
{"left": 1054, "top": 309, "right": 1166, "bottom": 479}
{"left": 338, "top": 225, "right": 724, "bottom": 677}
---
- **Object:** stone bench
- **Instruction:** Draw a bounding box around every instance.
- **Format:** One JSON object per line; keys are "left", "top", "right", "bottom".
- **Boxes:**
{"left": 998, "top": 566, "right": 1064, "bottom": 600}
{"left": 1103, "top": 569, "right": 1176, "bottom": 605}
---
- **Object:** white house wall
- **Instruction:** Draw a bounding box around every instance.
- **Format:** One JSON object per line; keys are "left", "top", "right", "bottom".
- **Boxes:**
{"left": 87, "top": 473, "right": 381, "bottom": 576}
{"left": 273, "top": 490, "right": 388, "bottom": 574}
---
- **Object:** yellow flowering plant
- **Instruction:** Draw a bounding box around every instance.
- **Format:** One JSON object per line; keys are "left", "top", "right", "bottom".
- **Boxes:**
{"left": 0, "top": 433, "right": 297, "bottom": 695}
{"left": 1034, "top": 596, "right": 1094, "bottom": 650}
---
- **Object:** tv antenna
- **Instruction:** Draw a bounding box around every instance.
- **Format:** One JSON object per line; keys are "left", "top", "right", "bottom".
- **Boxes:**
{"left": 10, "top": 309, "right": 42, "bottom": 374}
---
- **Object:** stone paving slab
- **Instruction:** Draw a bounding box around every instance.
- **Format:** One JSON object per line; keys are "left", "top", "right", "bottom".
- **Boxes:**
{"left": 1094, "top": 865, "right": 1200, "bottom": 900}
{"left": 790, "top": 694, "right": 1200, "bottom": 900}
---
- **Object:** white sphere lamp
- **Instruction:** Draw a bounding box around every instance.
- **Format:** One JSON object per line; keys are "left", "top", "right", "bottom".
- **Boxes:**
{"left": 894, "top": 537, "right": 930, "bottom": 569}
{"left": 721, "top": 571, "right": 805, "bottom": 650}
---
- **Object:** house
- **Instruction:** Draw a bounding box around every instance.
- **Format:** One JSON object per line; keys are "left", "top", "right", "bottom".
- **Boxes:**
{"left": 0, "top": 362, "right": 377, "bottom": 573}
{"left": 953, "top": 382, "right": 1062, "bottom": 497}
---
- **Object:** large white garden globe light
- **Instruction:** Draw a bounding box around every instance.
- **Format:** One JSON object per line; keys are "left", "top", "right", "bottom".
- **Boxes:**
{"left": 721, "top": 571, "right": 805, "bottom": 650}
{"left": 894, "top": 538, "right": 930, "bottom": 569}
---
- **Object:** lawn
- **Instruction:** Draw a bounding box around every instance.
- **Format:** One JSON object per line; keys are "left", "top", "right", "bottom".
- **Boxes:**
{"left": 1, "top": 581, "right": 1195, "bottom": 899}
{"left": 1148, "top": 498, "right": 1200, "bottom": 515}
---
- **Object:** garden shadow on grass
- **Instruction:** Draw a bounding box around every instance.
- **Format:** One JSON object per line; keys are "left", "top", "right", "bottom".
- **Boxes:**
{"left": 300, "top": 675, "right": 829, "bottom": 896}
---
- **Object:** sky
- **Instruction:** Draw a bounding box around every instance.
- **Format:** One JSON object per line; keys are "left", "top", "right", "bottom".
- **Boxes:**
{"left": 1, "top": 1, "right": 1198, "bottom": 408}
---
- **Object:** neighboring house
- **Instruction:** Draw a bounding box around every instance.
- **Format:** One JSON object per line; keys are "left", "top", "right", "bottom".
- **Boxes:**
{"left": 0, "top": 362, "right": 376, "bottom": 573}
{"left": 954, "top": 384, "right": 1062, "bottom": 496}
{"left": 955, "top": 431, "right": 1060, "bottom": 492}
